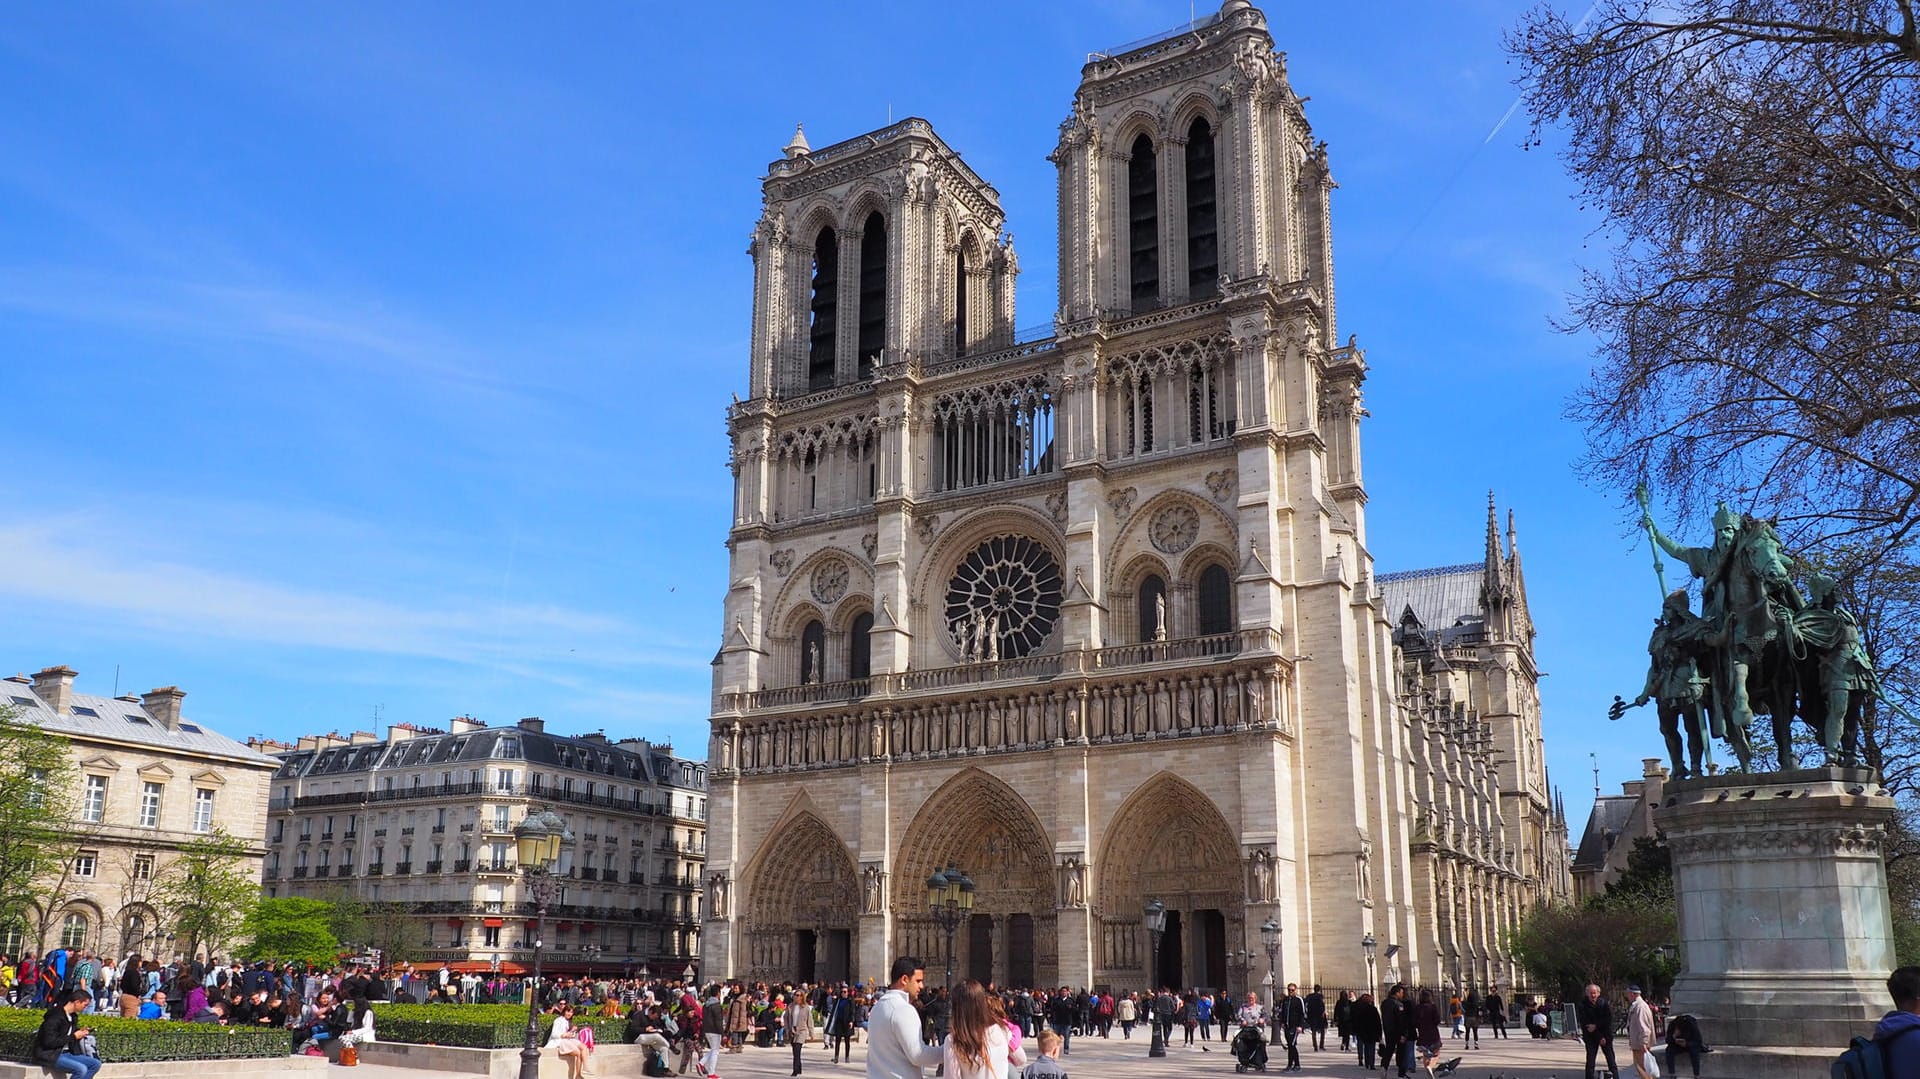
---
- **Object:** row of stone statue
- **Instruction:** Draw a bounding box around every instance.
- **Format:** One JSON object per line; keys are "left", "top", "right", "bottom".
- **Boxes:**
{"left": 1611, "top": 502, "right": 1878, "bottom": 776}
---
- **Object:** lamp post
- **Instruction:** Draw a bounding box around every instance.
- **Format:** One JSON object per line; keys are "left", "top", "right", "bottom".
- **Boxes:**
{"left": 1228, "top": 949, "right": 1253, "bottom": 997}
{"left": 1144, "top": 899, "right": 1168, "bottom": 1058}
{"left": 683, "top": 963, "right": 696, "bottom": 986}
{"left": 1362, "top": 933, "right": 1378, "bottom": 996}
{"left": 583, "top": 943, "right": 603, "bottom": 980}
{"left": 639, "top": 962, "right": 651, "bottom": 990}
{"left": 515, "top": 808, "right": 570, "bottom": 1079}
{"left": 1261, "top": 919, "right": 1281, "bottom": 1047}
{"left": 925, "top": 864, "right": 974, "bottom": 989}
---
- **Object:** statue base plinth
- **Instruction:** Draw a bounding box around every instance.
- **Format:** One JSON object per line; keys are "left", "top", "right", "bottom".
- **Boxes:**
{"left": 1658, "top": 767, "right": 1895, "bottom": 1049}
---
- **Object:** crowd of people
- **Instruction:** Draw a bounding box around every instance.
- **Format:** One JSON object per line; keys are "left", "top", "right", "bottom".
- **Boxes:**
{"left": 49, "top": 942, "right": 1908, "bottom": 1079}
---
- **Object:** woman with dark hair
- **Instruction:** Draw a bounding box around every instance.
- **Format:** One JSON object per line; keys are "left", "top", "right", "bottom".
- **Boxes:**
{"left": 1413, "top": 990, "right": 1453, "bottom": 1078}
{"left": 940, "top": 980, "right": 1026, "bottom": 1079}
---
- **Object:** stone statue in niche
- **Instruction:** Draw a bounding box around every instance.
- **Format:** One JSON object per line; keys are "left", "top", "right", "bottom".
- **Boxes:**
{"left": 1248, "top": 680, "right": 1267, "bottom": 727}
{"left": 1154, "top": 593, "right": 1169, "bottom": 642}
{"left": 1248, "top": 848, "right": 1276, "bottom": 903}
{"left": 862, "top": 865, "right": 886, "bottom": 915}
{"left": 708, "top": 873, "right": 730, "bottom": 919}
{"left": 1058, "top": 855, "right": 1088, "bottom": 908}
{"left": 806, "top": 639, "right": 824, "bottom": 685}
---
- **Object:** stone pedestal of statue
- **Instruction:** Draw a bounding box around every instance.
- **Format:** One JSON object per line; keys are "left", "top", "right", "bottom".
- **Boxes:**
{"left": 1659, "top": 766, "right": 1894, "bottom": 1058}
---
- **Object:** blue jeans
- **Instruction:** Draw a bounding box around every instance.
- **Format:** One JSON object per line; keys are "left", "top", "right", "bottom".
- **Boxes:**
{"left": 55, "top": 1053, "right": 102, "bottom": 1079}
{"left": 1051, "top": 1021, "right": 1071, "bottom": 1054}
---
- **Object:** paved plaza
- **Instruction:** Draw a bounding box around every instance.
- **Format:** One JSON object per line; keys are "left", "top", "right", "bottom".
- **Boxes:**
{"left": 468, "top": 1032, "right": 1658, "bottom": 1079}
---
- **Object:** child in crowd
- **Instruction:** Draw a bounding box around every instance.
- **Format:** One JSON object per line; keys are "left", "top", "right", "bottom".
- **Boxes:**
{"left": 1022, "top": 1029, "right": 1067, "bottom": 1079}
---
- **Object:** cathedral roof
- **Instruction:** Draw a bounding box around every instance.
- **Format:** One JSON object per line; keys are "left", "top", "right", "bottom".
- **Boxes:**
{"left": 1377, "top": 563, "right": 1483, "bottom": 631}
{"left": 1572, "top": 794, "right": 1638, "bottom": 871}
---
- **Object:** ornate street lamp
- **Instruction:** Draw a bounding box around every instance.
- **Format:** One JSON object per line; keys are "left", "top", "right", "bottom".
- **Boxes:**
{"left": 639, "top": 962, "right": 652, "bottom": 987}
{"left": 515, "top": 808, "right": 570, "bottom": 1079}
{"left": 925, "top": 864, "right": 973, "bottom": 989}
{"left": 1228, "top": 949, "right": 1254, "bottom": 996}
{"left": 584, "top": 943, "right": 603, "bottom": 980}
{"left": 1144, "top": 899, "right": 1168, "bottom": 1058}
{"left": 1261, "top": 919, "right": 1281, "bottom": 1046}
{"left": 1362, "top": 933, "right": 1378, "bottom": 995}
{"left": 683, "top": 963, "right": 697, "bottom": 986}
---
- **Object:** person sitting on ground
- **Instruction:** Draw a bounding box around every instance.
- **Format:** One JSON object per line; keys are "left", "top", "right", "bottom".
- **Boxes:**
{"left": 137, "top": 990, "right": 168, "bottom": 1020}
{"left": 188, "top": 998, "right": 229, "bottom": 1024}
{"left": 1021, "top": 1029, "right": 1068, "bottom": 1079}
{"left": 34, "top": 989, "right": 101, "bottom": 1079}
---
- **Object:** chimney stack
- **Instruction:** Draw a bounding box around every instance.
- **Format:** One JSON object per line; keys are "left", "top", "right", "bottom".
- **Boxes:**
{"left": 450, "top": 716, "right": 487, "bottom": 734}
{"left": 517, "top": 717, "right": 545, "bottom": 734}
{"left": 31, "top": 666, "right": 78, "bottom": 715}
{"left": 140, "top": 686, "right": 185, "bottom": 731}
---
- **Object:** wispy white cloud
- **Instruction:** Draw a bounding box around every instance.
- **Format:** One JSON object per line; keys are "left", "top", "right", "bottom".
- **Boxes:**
{"left": 0, "top": 520, "right": 707, "bottom": 679}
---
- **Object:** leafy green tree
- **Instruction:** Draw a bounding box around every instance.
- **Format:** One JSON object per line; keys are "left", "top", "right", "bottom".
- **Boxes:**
{"left": 0, "top": 706, "right": 78, "bottom": 943}
{"left": 1512, "top": 835, "right": 1680, "bottom": 999}
{"left": 320, "top": 889, "right": 426, "bottom": 965}
{"left": 242, "top": 897, "right": 341, "bottom": 966}
{"left": 154, "top": 829, "right": 259, "bottom": 961}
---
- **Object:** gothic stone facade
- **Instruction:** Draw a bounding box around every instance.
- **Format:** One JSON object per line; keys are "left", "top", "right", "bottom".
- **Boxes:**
{"left": 704, "top": 0, "right": 1566, "bottom": 993}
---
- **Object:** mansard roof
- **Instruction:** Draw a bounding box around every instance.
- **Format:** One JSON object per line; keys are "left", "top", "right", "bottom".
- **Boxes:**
{"left": 1377, "top": 562, "right": 1483, "bottom": 633}
{"left": 0, "top": 684, "right": 276, "bottom": 768}
{"left": 271, "top": 725, "right": 706, "bottom": 791}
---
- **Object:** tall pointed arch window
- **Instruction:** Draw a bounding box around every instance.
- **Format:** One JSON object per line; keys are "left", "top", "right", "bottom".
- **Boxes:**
{"left": 808, "top": 227, "right": 839, "bottom": 392}
{"left": 1197, "top": 563, "right": 1233, "bottom": 635}
{"left": 954, "top": 247, "right": 970, "bottom": 357}
{"left": 1137, "top": 574, "right": 1168, "bottom": 643}
{"left": 1128, "top": 134, "right": 1160, "bottom": 312}
{"left": 848, "top": 611, "right": 874, "bottom": 680}
{"left": 799, "top": 619, "right": 826, "bottom": 685}
{"left": 1185, "top": 118, "right": 1218, "bottom": 298}
{"left": 858, "top": 212, "right": 887, "bottom": 378}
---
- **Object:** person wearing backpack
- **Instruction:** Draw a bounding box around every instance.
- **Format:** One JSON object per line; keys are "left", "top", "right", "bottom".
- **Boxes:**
{"left": 1841, "top": 965, "right": 1920, "bottom": 1079}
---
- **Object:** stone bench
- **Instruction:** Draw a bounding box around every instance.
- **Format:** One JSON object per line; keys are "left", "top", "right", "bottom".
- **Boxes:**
{"left": 356, "top": 1041, "right": 655, "bottom": 1079}
{"left": 0, "top": 1057, "right": 325, "bottom": 1079}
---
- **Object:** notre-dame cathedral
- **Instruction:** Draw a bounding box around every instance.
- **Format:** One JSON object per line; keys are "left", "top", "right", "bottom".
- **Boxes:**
{"left": 702, "top": 0, "right": 1571, "bottom": 994}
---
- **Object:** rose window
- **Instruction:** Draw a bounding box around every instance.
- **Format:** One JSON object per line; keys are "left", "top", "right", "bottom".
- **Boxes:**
{"left": 944, "top": 535, "right": 1063, "bottom": 660}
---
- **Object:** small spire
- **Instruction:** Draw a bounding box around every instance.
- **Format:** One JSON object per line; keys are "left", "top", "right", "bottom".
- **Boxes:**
{"left": 784, "top": 123, "right": 811, "bottom": 158}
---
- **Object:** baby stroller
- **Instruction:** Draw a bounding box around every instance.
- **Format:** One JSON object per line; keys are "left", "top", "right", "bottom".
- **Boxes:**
{"left": 1232, "top": 1023, "right": 1269, "bottom": 1072}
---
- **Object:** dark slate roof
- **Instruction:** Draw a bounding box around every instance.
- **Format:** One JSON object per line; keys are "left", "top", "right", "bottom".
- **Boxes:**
{"left": 274, "top": 726, "right": 706, "bottom": 790}
{"left": 2, "top": 684, "right": 276, "bottom": 768}
{"left": 1572, "top": 795, "right": 1637, "bottom": 870}
{"left": 1378, "top": 563, "right": 1483, "bottom": 631}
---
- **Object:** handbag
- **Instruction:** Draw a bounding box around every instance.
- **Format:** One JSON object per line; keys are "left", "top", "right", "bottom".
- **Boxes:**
{"left": 340, "top": 1044, "right": 359, "bottom": 1067}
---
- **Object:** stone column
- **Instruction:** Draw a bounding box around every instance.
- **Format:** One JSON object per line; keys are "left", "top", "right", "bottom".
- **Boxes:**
{"left": 1661, "top": 766, "right": 1895, "bottom": 1051}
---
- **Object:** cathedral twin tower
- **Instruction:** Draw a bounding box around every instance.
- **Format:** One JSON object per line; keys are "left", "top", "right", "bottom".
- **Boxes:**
{"left": 705, "top": 0, "right": 1569, "bottom": 993}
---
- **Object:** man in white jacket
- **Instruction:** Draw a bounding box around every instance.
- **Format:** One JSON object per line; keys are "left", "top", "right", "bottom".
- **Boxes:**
{"left": 867, "top": 957, "right": 942, "bottom": 1079}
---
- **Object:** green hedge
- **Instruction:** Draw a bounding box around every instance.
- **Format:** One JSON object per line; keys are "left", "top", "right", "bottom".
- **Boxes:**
{"left": 0, "top": 1010, "right": 289, "bottom": 1063}
{"left": 374, "top": 1004, "right": 618, "bottom": 1049}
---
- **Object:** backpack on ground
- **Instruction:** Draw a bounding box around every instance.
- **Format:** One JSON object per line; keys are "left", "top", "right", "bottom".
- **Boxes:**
{"left": 1835, "top": 1027, "right": 1920, "bottom": 1079}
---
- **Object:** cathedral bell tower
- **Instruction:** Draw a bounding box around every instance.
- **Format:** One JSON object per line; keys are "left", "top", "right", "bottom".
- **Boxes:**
{"left": 719, "top": 121, "right": 1019, "bottom": 705}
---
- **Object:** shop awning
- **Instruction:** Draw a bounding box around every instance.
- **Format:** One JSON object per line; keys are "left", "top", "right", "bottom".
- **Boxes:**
{"left": 483, "top": 918, "right": 505, "bottom": 928}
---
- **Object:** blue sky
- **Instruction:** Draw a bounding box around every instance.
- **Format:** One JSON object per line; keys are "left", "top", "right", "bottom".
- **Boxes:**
{"left": 0, "top": 0, "right": 1676, "bottom": 829}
